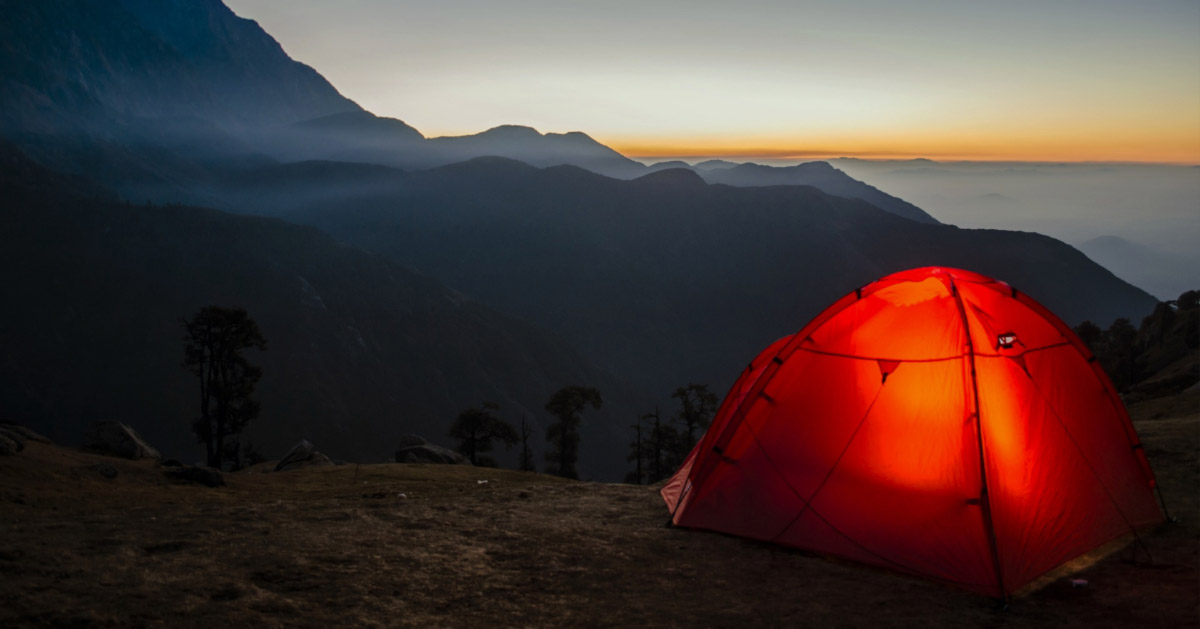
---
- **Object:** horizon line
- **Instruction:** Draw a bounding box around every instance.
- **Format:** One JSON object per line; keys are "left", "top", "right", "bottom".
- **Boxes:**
{"left": 618, "top": 152, "right": 1200, "bottom": 167}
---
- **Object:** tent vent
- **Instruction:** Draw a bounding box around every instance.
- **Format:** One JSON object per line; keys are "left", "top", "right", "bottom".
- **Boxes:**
{"left": 997, "top": 332, "right": 1018, "bottom": 349}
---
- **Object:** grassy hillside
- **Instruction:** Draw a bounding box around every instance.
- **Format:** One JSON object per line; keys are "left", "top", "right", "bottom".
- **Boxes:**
{"left": 0, "top": 386, "right": 1194, "bottom": 626}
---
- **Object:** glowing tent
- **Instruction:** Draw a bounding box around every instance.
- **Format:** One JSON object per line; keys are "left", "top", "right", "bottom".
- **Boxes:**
{"left": 662, "top": 267, "right": 1163, "bottom": 598}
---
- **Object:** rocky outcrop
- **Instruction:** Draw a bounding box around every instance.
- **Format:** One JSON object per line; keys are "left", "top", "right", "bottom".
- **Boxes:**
{"left": 166, "top": 465, "right": 225, "bottom": 487}
{"left": 0, "top": 431, "right": 20, "bottom": 456}
{"left": 0, "top": 423, "right": 52, "bottom": 444}
{"left": 394, "top": 434, "right": 470, "bottom": 465}
{"left": 82, "top": 421, "right": 161, "bottom": 460}
{"left": 0, "top": 422, "right": 54, "bottom": 455}
{"left": 274, "top": 440, "right": 334, "bottom": 472}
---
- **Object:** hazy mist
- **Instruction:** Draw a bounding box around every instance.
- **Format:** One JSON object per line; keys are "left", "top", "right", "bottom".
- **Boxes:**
{"left": 828, "top": 160, "right": 1199, "bottom": 300}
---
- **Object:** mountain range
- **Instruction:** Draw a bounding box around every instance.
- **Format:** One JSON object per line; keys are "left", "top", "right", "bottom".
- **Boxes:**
{"left": 0, "top": 0, "right": 1161, "bottom": 477}
{"left": 208, "top": 156, "right": 1154, "bottom": 398}
{"left": 0, "top": 142, "right": 641, "bottom": 476}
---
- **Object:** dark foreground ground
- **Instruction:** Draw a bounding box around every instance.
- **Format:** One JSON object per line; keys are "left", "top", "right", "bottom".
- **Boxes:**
{"left": 1, "top": 389, "right": 1197, "bottom": 627}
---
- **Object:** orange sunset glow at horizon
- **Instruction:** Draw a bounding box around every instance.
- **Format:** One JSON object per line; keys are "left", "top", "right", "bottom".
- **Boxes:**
{"left": 225, "top": 0, "right": 1200, "bottom": 166}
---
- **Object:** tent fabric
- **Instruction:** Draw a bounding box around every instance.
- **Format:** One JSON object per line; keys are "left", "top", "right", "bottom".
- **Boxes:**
{"left": 662, "top": 266, "right": 1162, "bottom": 598}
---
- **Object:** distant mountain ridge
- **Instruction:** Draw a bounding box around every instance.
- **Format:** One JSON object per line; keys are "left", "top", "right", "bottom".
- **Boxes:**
{"left": 0, "top": 143, "right": 642, "bottom": 478}
{"left": 0, "top": 0, "right": 938, "bottom": 226}
{"left": 1078, "top": 235, "right": 1200, "bottom": 300}
{"left": 214, "top": 156, "right": 1157, "bottom": 400}
{"left": 697, "top": 161, "right": 937, "bottom": 223}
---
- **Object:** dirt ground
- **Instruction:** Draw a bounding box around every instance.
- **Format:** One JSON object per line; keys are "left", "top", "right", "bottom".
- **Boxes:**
{"left": 1, "top": 389, "right": 1196, "bottom": 628}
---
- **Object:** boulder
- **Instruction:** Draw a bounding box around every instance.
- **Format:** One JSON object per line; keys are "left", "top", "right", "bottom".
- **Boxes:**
{"left": 0, "top": 432, "right": 19, "bottom": 456}
{"left": 91, "top": 463, "right": 119, "bottom": 479}
{"left": 0, "top": 423, "right": 51, "bottom": 444}
{"left": 166, "top": 465, "right": 225, "bottom": 487}
{"left": 82, "top": 421, "right": 160, "bottom": 460}
{"left": 274, "top": 440, "right": 334, "bottom": 472}
{"left": 394, "top": 434, "right": 470, "bottom": 465}
{"left": 0, "top": 427, "right": 25, "bottom": 451}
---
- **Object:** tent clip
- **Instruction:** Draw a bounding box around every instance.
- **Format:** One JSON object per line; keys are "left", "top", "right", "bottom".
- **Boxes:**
{"left": 712, "top": 445, "right": 738, "bottom": 466}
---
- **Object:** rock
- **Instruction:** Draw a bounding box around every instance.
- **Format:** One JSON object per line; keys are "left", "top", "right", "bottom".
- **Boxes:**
{"left": 394, "top": 434, "right": 470, "bottom": 465}
{"left": 82, "top": 421, "right": 160, "bottom": 460}
{"left": 0, "top": 432, "right": 19, "bottom": 456}
{"left": 92, "top": 463, "right": 119, "bottom": 479}
{"left": 0, "top": 423, "right": 51, "bottom": 444}
{"left": 166, "top": 465, "right": 225, "bottom": 487}
{"left": 0, "top": 427, "right": 26, "bottom": 451}
{"left": 274, "top": 440, "right": 334, "bottom": 472}
{"left": 396, "top": 434, "right": 428, "bottom": 449}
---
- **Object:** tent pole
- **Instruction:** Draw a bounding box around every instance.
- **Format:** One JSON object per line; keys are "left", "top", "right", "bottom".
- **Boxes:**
{"left": 1155, "top": 485, "right": 1173, "bottom": 522}
{"left": 950, "top": 277, "right": 1009, "bottom": 600}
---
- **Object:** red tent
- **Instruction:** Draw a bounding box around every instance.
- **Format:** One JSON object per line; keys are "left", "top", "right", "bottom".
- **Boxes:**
{"left": 662, "top": 266, "right": 1163, "bottom": 598}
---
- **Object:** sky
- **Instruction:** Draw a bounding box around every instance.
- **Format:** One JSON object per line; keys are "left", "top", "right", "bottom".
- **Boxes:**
{"left": 224, "top": 0, "right": 1200, "bottom": 163}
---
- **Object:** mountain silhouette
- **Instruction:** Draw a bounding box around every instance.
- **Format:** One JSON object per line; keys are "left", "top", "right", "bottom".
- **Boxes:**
{"left": 0, "top": 1, "right": 936, "bottom": 224}
{"left": 0, "top": 0, "right": 358, "bottom": 135}
{"left": 216, "top": 157, "right": 1157, "bottom": 399}
{"left": 0, "top": 0, "right": 362, "bottom": 203}
{"left": 0, "top": 144, "right": 642, "bottom": 478}
{"left": 700, "top": 161, "right": 938, "bottom": 223}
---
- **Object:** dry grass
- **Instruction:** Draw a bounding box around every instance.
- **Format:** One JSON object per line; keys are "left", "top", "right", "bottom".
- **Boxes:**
{"left": 1, "top": 390, "right": 1196, "bottom": 627}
